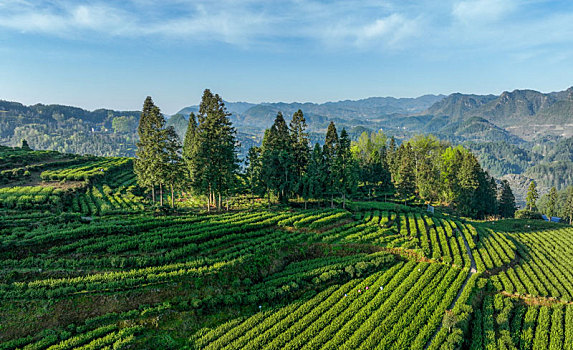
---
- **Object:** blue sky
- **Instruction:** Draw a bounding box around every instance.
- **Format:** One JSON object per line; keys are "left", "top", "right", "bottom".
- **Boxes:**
{"left": 1, "top": 0, "right": 573, "bottom": 114}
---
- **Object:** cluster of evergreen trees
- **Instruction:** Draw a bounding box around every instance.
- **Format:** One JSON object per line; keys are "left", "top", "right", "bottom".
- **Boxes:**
{"left": 526, "top": 180, "right": 573, "bottom": 223}
{"left": 134, "top": 97, "right": 185, "bottom": 207}
{"left": 183, "top": 90, "right": 239, "bottom": 211}
{"left": 134, "top": 90, "right": 238, "bottom": 210}
{"left": 242, "top": 111, "right": 514, "bottom": 218}
{"left": 245, "top": 113, "right": 358, "bottom": 209}
{"left": 134, "top": 90, "right": 515, "bottom": 218}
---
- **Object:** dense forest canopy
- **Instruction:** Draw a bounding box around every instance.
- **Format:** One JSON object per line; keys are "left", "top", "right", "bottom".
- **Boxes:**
{"left": 133, "top": 91, "right": 517, "bottom": 219}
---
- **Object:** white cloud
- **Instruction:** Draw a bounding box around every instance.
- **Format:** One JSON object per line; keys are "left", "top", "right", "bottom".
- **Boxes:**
{"left": 325, "top": 14, "right": 420, "bottom": 49}
{"left": 0, "top": 0, "right": 423, "bottom": 49}
{"left": 0, "top": 1, "right": 275, "bottom": 45}
{"left": 0, "top": 2, "right": 135, "bottom": 36}
{"left": 357, "top": 14, "right": 420, "bottom": 46}
{"left": 452, "top": 0, "right": 515, "bottom": 24}
{"left": 141, "top": 3, "right": 271, "bottom": 45}
{"left": 0, "top": 0, "right": 571, "bottom": 56}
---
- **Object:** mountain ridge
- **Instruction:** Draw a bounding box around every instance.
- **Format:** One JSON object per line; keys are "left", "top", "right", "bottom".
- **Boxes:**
{"left": 424, "top": 87, "right": 573, "bottom": 140}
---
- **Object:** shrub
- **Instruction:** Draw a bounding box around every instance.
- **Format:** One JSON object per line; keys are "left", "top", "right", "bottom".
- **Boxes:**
{"left": 514, "top": 209, "right": 543, "bottom": 220}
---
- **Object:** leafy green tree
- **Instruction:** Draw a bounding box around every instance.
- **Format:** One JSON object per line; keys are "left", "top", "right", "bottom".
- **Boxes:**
{"left": 395, "top": 143, "right": 416, "bottom": 202}
{"left": 189, "top": 89, "right": 239, "bottom": 211}
{"left": 548, "top": 186, "right": 558, "bottom": 217}
{"left": 134, "top": 96, "right": 166, "bottom": 203}
{"left": 410, "top": 134, "right": 442, "bottom": 203}
{"left": 498, "top": 180, "right": 517, "bottom": 218}
{"left": 351, "top": 131, "right": 391, "bottom": 196}
{"left": 440, "top": 146, "right": 464, "bottom": 205}
{"left": 526, "top": 180, "right": 539, "bottom": 211}
{"left": 261, "top": 112, "right": 294, "bottom": 203}
{"left": 416, "top": 156, "right": 439, "bottom": 203}
{"left": 443, "top": 310, "right": 458, "bottom": 334}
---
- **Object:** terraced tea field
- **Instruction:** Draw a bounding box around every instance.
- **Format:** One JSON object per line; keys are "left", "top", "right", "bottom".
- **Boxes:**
{"left": 1, "top": 148, "right": 573, "bottom": 349}
{"left": 0, "top": 146, "right": 143, "bottom": 216}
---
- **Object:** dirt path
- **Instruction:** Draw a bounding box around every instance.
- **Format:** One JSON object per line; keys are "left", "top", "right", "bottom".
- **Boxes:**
{"left": 424, "top": 230, "right": 477, "bottom": 349}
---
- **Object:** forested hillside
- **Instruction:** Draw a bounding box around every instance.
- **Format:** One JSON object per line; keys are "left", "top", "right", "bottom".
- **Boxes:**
{"left": 0, "top": 100, "right": 140, "bottom": 156}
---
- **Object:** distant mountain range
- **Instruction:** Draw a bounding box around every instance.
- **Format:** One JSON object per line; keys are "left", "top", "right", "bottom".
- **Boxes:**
{"left": 172, "top": 87, "right": 573, "bottom": 143}
{"left": 424, "top": 88, "right": 573, "bottom": 141}
{"left": 174, "top": 95, "right": 445, "bottom": 131}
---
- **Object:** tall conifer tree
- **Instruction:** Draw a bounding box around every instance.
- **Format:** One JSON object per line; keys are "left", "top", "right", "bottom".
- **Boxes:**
{"left": 261, "top": 112, "right": 294, "bottom": 203}
{"left": 526, "top": 180, "right": 539, "bottom": 211}
{"left": 548, "top": 186, "right": 558, "bottom": 217}
{"left": 160, "top": 126, "right": 185, "bottom": 208}
{"left": 189, "top": 89, "right": 239, "bottom": 211}
{"left": 387, "top": 136, "right": 397, "bottom": 182}
{"left": 134, "top": 96, "right": 166, "bottom": 203}
{"left": 323, "top": 121, "right": 339, "bottom": 207}
{"left": 498, "top": 180, "right": 517, "bottom": 218}
{"left": 456, "top": 152, "right": 481, "bottom": 217}
{"left": 335, "top": 129, "right": 359, "bottom": 208}
{"left": 395, "top": 144, "right": 416, "bottom": 201}
{"left": 290, "top": 109, "right": 310, "bottom": 196}
{"left": 182, "top": 112, "right": 197, "bottom": 183}
{"left": 565, "top": 186, "right": 573, "bottom": 224}
{"left": 301, "top": 143, "right": 327, "bottom": 209}
{"left": 324, "top": 121, "right": 338, "bottom": 162}
{"left": 245, "top": 146, "right": 264, "bottom": 197}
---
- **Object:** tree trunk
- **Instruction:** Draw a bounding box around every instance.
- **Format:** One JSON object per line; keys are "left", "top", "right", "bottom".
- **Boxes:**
{"left": 159, "top": 183, "right": 163, "bottom": 207}
{"left": 207, "top": 194, "right": 210, "bottom": 212}
{"left": 170, "top": 184, "right": 174, "bottom": 208}
{"left": 331, "top": 195, "right": 334, "bottom": 208}
{"left": 226, "top": 198, "right": 229, "bottom": 211}
{"left": 151, "top": 185, "right": 155, "bottom": 203}
{"left": 343, "top": 193, "right": 346, "bottom": 209}
{"left": 304, "top": 200, "right": 307, "bottom": 210}
{"left": 218, "top": 192, "right": 222, "bottom": 212}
